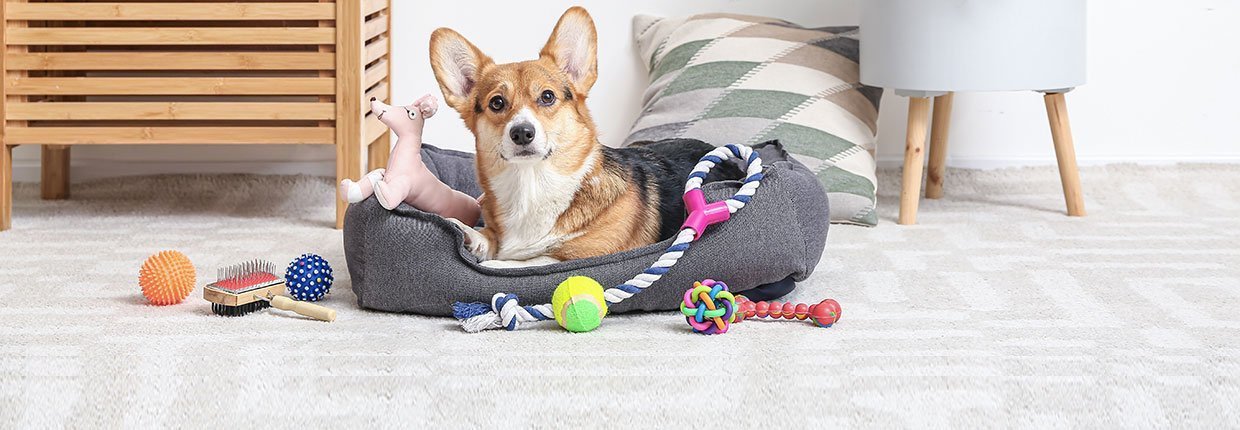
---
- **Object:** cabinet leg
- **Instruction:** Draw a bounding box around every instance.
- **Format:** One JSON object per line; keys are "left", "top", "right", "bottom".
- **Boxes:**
{"left": 367, "top": 132, "right": 390, "bottom": 172}
{"left": 1043, "top": 92, "right": 1086, "bottom": 217}
{"left": 41, "top": 145, "right": 70, "bottom": 200}
{"left": 336, "top": 141, "right": 362, "bottom": 230}
{"left": 1, "top": 144, "right": 12, "bottom": 231}
{"left": 925, "top": 93, "right": 953, "bottom": 199}
{"left": 899, "top": 97, "right": 932, "bottom": 225}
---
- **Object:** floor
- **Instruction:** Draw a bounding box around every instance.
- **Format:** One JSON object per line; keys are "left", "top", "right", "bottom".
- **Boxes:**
{"left": 1, "top": 165, "right": 1238, "bottom": 427}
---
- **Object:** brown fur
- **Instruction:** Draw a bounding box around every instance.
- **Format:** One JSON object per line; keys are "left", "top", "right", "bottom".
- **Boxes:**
{"left": 553, "top": 158, "right": 661, "bottom": 260}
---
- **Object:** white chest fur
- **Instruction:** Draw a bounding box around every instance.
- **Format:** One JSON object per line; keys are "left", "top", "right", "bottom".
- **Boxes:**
{"left": 487, "top": 153, "right": 595, "bottom": 261}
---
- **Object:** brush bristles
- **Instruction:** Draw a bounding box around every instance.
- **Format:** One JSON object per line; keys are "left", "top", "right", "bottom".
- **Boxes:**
{"left": 212, "top": 301, "right": 270, "bottom": 317}
{"left": 216, "top": 259, "right": 278, "bottom": 283}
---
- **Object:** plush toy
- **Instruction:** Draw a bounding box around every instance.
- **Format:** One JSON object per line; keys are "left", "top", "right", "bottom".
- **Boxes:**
{"left": 339, "top": 95, "right": 482, "bottom": 226}
{"left": 552, "top": 276, "right": 608, "bottom": 332}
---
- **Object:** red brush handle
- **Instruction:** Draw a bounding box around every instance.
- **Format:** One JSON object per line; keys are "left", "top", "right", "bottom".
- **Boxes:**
{"left": 735, "top": 296, "right": 841, "bottom": 328}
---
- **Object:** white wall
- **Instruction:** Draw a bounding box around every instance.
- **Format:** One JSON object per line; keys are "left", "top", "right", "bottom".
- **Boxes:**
{"left": 10, "top": 0, "right": 1240, "bottom": 182}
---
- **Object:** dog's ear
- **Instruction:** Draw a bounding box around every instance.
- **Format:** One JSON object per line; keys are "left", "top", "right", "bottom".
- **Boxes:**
{"left": 429, "top": 28, "right": 491, "bottom": 115}
{"left": 540, "top": 7, "right": 598, "bottom": 93}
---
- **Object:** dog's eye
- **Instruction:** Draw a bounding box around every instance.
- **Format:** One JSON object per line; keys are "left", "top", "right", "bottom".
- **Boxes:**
{"left": 488, "top": 95, "right": 506, "bottom": 112}
{"left": 538, "top": 90, "right": 557, "bottom": 106}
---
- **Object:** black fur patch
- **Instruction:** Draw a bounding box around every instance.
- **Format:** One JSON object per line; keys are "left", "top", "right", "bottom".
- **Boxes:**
{"left": 563, "top": 86, "right": 573, "bottom": 101}
{"left": 473, "top": 100, "right": 482, "bottom": 114}
{"left": 602, "top": 139, "right": 743, "bottom": 240}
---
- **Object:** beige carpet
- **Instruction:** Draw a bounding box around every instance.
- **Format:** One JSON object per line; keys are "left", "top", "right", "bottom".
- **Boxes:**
{"left": 2, "top": 165, "right": 1238, "bottom": 427}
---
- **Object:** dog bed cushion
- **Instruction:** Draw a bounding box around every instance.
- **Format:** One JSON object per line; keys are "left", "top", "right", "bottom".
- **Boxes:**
{"left": 343, "top": 141, "right": 829, "bottom": 316}
{"left": 626, "top": 13, "right": 883, "bottom": 226}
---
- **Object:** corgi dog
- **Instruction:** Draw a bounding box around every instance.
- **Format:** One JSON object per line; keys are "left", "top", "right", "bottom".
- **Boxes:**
{"left": 430, "top": 7, "right": 736, "bottom": 268}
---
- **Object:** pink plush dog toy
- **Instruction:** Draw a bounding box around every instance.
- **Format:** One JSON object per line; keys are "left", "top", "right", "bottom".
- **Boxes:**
{"left": 339, "top": 95, "right": 482, "bottom": 226}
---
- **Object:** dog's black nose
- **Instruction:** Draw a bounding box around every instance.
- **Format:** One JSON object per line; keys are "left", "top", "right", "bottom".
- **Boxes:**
{"left": 509, "top": 123, "right": 536, "bottom": 146}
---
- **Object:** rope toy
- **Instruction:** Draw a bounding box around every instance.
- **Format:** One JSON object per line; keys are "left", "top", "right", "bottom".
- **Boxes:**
{"left": 735, "top": 295, "right": 841, "bottom": 328}
{"left": 680, "top": 279, "right": 738, "bottom": 334}
{"left": 452, "top": 144, "right": 764, "bottom": 332}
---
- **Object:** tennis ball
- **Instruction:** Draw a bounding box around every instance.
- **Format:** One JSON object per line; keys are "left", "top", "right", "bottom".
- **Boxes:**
{"left": 551, "top": 276, "right": 608, "bottom": 333}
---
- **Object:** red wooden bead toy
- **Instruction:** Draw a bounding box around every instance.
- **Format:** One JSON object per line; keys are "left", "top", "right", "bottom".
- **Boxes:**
{"left": 735, "top": 295, "right": 841, "bottom": 328}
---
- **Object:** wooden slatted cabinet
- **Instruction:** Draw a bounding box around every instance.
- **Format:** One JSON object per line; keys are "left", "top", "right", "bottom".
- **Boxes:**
{"left": 0, "top": 0, "right": 394, "bottom": 231}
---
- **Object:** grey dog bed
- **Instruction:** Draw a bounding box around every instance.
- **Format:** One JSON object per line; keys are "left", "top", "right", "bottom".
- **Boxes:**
{"left": 343, "top": 141, "right": 829, "bottom": 316}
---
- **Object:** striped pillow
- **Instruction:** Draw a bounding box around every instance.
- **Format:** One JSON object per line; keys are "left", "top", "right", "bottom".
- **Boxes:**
{"left": 625, "top": 13, "right": 882, "bottom": 226}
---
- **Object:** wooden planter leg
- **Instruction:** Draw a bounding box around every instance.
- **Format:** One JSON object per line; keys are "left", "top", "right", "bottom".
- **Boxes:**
{"left": 1043, "top": 92, "right": 1086, "bottom": 217}
{"left": 925, "top": 92, "right": 953, "bottom": 199}
{"left": 41, "top": 145, "right": 70, "bottom": 200}
{"left": 899, "top": 97, "right": 932, "bottom": 225}
{"left": 1, "top": 144, "right": 12, "bottom": 231}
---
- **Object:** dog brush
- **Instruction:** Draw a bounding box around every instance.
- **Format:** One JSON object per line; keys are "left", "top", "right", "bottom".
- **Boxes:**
{"left": 203, "top": 260, "right": 337, "bottom": 322}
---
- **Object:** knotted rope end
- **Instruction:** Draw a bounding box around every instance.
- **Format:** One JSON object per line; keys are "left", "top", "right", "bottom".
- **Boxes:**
{"left": 452, "top": 301, "right": 492, "bottom": 320}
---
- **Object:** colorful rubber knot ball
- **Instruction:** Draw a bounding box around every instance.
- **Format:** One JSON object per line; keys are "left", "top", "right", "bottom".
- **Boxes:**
{"left": 680, "top": 279, "right": 738, "bottom": 335}
{"left": 284, "top": 253, "right": 334, "bottom": 301}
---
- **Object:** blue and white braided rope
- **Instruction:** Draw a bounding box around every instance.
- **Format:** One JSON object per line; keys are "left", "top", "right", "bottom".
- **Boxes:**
{"left": 684, "top": 144, "right": 764, "bottom": 212}
{"left": 452, "top": 144, "right": 764, "bottom": 332}
{"left": 453, "top": 294, "right": 553, "bottom": 332}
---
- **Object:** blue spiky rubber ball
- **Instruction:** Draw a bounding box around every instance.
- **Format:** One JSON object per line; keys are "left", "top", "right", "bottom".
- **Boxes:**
{"left": 284, "top": 253, "right": 334, "bottom": 301}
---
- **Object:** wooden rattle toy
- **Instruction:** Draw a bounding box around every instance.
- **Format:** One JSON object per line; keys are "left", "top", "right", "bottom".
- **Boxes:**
{"left": 735, "top": 295, "right": 841, "bottom": 328}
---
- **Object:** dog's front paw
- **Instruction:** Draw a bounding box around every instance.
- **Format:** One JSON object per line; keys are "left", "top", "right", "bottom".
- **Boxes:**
{"left": 447, "top": 218, "right": 489, "bottom": 259}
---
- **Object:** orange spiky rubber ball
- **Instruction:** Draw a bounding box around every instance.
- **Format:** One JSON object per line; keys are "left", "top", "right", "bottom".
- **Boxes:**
{"left": 139, "top": 250, "right": 196, "bottom": 305}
